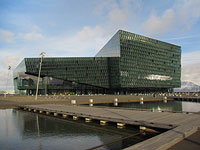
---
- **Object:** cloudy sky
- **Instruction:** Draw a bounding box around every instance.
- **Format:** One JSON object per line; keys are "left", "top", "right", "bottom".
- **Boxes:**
{"left": 0, "top": 0, "right": 200, "bottom": 90}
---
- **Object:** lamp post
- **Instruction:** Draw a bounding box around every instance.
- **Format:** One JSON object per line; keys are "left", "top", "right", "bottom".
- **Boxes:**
{"left": 4, "top": 66, "right": 11, "bottom": 98}
{"left": 35, "top": 52, "right": 46, "bottom": 100}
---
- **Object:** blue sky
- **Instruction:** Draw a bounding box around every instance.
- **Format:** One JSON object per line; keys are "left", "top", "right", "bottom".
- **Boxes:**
{"left": 0, "top": 0, "right": 200, "bottom": 90}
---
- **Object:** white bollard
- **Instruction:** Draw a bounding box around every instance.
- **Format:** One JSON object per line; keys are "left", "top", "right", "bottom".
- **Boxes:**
{"left": 89, "top": 99, "right": 93, "bottom": 107}
{"left": 54, "top": 112, "right": 58, "bottom": 116}
{"left": 163, "top": 96, "right": 167, "bottom": 103}
{"left": 100, "top": 120, "right": 107, "bottom": 125}
{"left": 114, "top": 98, "right": 118, "bottom": 106}
{"left": 114, "top": 98, "right": 118, "bottom": 103}
{"left": 114, "top": 102, "right": 118, "bottom": 106}
{"left": 71, "top": 100, "right": 76, "bottom": 105}
{"left": 63, "top": 114, "right": 67, "bottom": 118}
{"left": 73, "top": 116, "right": 78, "bottom": 120}
{"left": 85, "top": 118, "right": 92, "bottom": 122}
{"left": 140, "top": 126, "right": 146, "bottom": 131}
{"left": 117, "top": 123, "right": 125, "bottom": 128}
{"left": 140, "top": 97, "right": 144, "bottom": 104}
{"left": 89, "top": 99, "right": 93, "bottom": 103}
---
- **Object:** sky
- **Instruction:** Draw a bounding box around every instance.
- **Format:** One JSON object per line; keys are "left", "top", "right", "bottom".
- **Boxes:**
{"left": 0, "top": 0, "right": 200, "bottom": 90}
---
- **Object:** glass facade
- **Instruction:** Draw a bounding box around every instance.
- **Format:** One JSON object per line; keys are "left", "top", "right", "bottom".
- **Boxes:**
{"left": 14, "top": 30, "right": 181, "bottom": 95}
{"left": 95, "top": 31, "right": 120, "bottom": 57}
{"left": 119, "top": 30, "right": 181, "bottom": 93}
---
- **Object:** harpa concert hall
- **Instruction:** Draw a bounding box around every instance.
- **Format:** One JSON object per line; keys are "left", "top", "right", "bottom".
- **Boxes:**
{"left": 13, "top": 30, "right": 181, "bottom": 95}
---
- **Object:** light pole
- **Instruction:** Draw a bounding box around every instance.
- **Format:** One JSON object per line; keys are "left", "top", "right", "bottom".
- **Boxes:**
{"left": 35, "top": 52, "right": 46, "bottom": 100}
{"left": 4, "top": 66, "right": 11, "bottom": 98}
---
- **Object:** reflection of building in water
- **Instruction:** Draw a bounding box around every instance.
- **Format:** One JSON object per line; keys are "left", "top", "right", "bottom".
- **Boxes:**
{"left": 14, "top": 30, "right": 181, "bottom": 95}
{"left": 134, "top": 101, "right": 183, "bottom": 112}
{"left": 12, "top": 110, "right": 128, "bottom": 149}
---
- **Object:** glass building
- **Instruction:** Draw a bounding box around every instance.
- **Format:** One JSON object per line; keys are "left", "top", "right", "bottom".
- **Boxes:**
{"left": 13, "top": 30, "right": 181, "bottom": 95}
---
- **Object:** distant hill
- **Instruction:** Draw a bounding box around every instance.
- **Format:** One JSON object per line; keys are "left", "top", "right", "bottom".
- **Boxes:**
{"left": 174, "top": 81, "right": 200, "bottom": 92}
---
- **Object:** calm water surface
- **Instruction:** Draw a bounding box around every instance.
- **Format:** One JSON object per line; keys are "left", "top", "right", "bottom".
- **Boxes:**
{"left": 94, "top": 101, "right": 200, "bottom": 113}
{"left": 0, "top": 109, "right": 155, "bottom": 150}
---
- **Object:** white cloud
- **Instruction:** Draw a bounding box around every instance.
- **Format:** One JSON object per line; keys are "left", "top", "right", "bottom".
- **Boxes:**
{"left": 181, "top": 50, "right": 200, "bottom": 85}
{"left": 182, "top": 51, "right": 200, "bottom": 65}
{"left": 94, "top": 0, "right": 142, "bottom": 33}
{"left": 182, "top": 63, "right": 200, "bottom": 85}
{"left": 75, "top": 26, "right": 105, "bottom": 42}
{"left": 0, "top": 1, "right": 141, "bottom": 58}
{"left": 0, "top": 69, "right": 13, "bottom": 91}
{"left": 142, "top": 0, "right": 200, "bottom": 37}
{"left": 46, "top": 0, "right": 141, "bottom": 57}
{"left": 165, "top": 34, "right": 200, "bottom": 41}
{"left": 0, "top": 55, "right": 20, "bottom": 91}
{"left": 107, "top": 0, "right": 134, "bottom": 28}
{"left": 1, "top": 55, "right": 20, "bottom": 70}
{"left": 0, "top": 29, "right": 14, "bottom": 43}
{"left": 40, "top": 25, "right": 108, "bottom": 57}
{"left": 142, "top": 9, "right": 176, "bottom": 36}
{"left": 18, "top": 25, "right": 44, "bottom": 41}
{"left": 18, "top": 32, "right": 43, "bottom": 41}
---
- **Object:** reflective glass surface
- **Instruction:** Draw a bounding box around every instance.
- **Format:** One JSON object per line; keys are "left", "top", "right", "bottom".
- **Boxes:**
{"left": 95, "top": 31, "right": 120, "bottom": 57}
{"left": 119, "top": 30, "right": 181, "bottom": 89}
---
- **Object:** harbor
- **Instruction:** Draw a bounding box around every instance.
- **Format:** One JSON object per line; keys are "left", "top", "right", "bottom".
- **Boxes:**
{"left": 18, "top": 103, "right": 200, "bottom": 150}
{"left": 1, "top": 0, "right": 200, "bottom": 149}
{"left": 1, "top": 93, "right": 200, "bottom": 150}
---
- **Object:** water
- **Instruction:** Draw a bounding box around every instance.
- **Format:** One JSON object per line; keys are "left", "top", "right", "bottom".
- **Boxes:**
{"left": 94, "top": 101, "right": 200, "bottom": 113}
{"left": 0, "top": 109, "right": 157, "bottom": 150}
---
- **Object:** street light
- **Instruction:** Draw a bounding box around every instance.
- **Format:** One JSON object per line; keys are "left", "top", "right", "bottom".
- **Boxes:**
{"left": 4, "top": 66, "right": 11, "bottom": 98}
{"left": 35, "top": 52, "right": 46, "bottom": 100}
